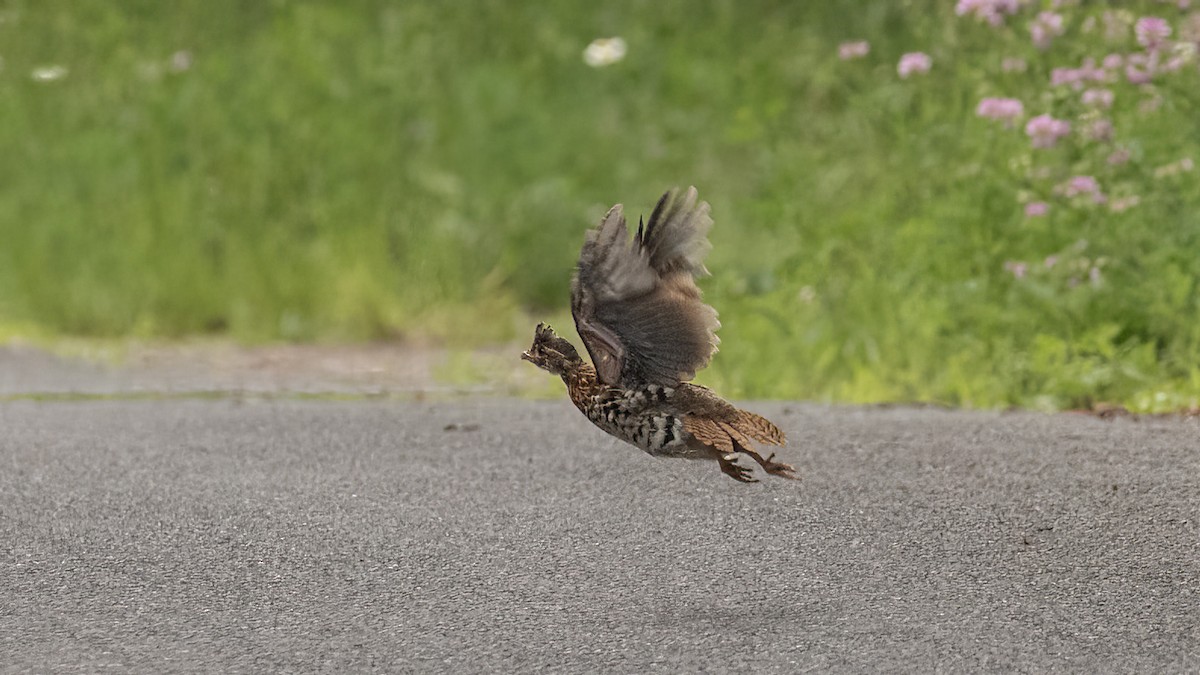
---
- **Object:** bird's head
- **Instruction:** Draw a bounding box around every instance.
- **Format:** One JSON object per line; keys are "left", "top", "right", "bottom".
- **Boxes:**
{"left": 521, "top": 323, "right": 583, "bottom": 376}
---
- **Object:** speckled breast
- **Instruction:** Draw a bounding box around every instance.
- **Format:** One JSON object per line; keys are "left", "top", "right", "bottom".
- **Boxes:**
{"left": 579, "top": 385, "right": 691, "bottom": 456}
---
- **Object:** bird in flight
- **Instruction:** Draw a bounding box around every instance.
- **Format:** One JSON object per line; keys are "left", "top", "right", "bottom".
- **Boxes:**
{"left": 522, "top": 187, "right": 795, "bottom": 482}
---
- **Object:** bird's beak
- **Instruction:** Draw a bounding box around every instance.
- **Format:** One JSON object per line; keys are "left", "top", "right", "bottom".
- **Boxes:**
{"left": 520, "top": 351, "right": 534, "bottom": 363}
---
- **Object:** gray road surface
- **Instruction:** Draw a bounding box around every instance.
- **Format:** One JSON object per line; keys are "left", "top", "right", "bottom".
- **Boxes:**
{"left": 2, "top": 398, "right": 1198, "bottom": 673}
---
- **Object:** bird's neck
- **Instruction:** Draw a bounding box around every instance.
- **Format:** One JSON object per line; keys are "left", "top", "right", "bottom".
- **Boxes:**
{"left": 562, "top": 362, "right": 601, "bottom": 409}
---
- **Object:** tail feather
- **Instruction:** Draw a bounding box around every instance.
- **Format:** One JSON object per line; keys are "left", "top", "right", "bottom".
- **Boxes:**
{"left": 683, "top": 410, "right": 786, "bottom": 453}
{"left": 734, "top": 410, "right": 786, "bottom": 446}
{"left": 682, "top": 416, "right": 734, "bottom": 454}
{"left": 685, "top": 411, "right": 794, "bottom": 481}
{"left": 718, "top": 421, "right": 755, "bottom": 450}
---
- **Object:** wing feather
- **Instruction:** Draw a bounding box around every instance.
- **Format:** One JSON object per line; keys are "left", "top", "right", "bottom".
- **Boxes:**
{"left": 571, "top": 187, "right": 721, "bottom": 387}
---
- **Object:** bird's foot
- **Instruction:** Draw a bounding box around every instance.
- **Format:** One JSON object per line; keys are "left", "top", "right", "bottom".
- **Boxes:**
{"left": 738, "top": 447, "right": 798, "bottom": 480}
{"left": 757, "top": 452, "right": 799, "bottom": 480}
{"left": 718, "top": 453, "right": 758, "bottom": 483}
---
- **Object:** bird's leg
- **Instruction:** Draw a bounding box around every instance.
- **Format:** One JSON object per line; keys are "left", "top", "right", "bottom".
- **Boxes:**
{"left": 717, "top": 452, "right": 758, "bottom": 483}
{"left": 734, "top": 441, "right": 798, "bottom": 480}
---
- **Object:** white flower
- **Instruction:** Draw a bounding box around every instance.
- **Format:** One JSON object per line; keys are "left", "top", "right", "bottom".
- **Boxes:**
{"left": 31, "top": 65, "right": 68, "bottom": 82}
{"left": 583, "top": 37, "right": 627, "bottom": 67}
{"left": 170, "top": 50, "right": 193, "bottom": 73}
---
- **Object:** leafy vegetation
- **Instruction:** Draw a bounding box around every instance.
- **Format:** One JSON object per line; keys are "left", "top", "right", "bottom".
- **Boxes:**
{"left": 1, "top": 0, "right": 1198, "bottom": 409}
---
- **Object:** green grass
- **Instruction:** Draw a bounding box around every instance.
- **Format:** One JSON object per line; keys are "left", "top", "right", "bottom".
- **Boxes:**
{"left": 1, "top": 0, "right": 1199, "bottom": 410}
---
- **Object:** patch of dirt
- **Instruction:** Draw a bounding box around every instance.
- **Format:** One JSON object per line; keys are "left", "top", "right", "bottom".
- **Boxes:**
{"left": 122, "top": 342, "right": 444, "bottom": 392}
{"left": 0, "top": 340, "right": 541, "bottom": 396}
{"left": 1, "top": 338, "right": 556, "bottom": 396}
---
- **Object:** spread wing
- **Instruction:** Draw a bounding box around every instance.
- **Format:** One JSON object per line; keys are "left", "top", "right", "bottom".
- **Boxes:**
{"left": 571, "top": 186, "right": 721, "bottom": 387}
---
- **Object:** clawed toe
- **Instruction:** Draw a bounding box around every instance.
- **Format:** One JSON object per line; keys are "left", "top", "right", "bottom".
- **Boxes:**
{"left": 760, "top": 452, "right": 799, "bottom": 480}
{"left": 718, "top": 454, "right": 759, "bottom": 483}
{"left": 714, "top": 446, "right": 797, "bottom": 483}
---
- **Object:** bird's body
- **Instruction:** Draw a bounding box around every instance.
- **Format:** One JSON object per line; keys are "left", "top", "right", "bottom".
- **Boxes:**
{"left": 523, "top": 187, "right": 795, "bottom": 482}
{"left": 577, "top": 380, "right": 693, "bottom": 458}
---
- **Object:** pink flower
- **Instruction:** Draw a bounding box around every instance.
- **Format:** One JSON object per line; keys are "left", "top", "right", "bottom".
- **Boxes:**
{"left": 1059, "top": 175, "right": 1106, "bottom": 203}
{"left": 1051, "top": 67, "right": 1084, "bottom": 88}
{"left": 1135, "top": 17, "right": 1172, "bottom": 50}
{"left": 1065, "top": 176, "right": 1100, "bottom": 195}
{"left": 898, "top": 52, "right": 932, "bottom": 78}
{"left": 1004, "top": 260, "right": 1029, "bottom": 279}
{"left": 1051, "top": 59, "right": 1110, "bottom": 89}
{"left": 1107, "top": 148, "right": 1131, "bottom": 165}
{"left": 1079, "top": 58, "right": 1111, "bottom": 83}
{"left": 1102, "top": 53, "right": 1124, "bottom": 70}
{"left": 1085, "top": 119, "right": 1114, "bottom": 142}
{"left": 1082, "top": 88, "right": 1115, "bottom": 108}
{"left": 1125, "top": 52, "right": 1159, "bottom": 84}
{"left": 1025, "top": 201, "right": 1049, "bottom": 217}
{"left": 956, "top": 0, "right": 1020, "bottom": 25}
{"left": 1025, "top": 114, "right": 1071, "bottom": 148}
{"left": 1126, "top": 64, "right": 1153, "bottom": 84}
{"left": 1030, "top": 12, "right": 1065, "bottom": 50}
{"left": 1163, "top": 51, "right": 1190, "bottom": 72}
{"left": 976, "top": 97, "right": 1024, "bottom": 125}
{"left": 838, "top": 41, "right": 870, "bottom": 60}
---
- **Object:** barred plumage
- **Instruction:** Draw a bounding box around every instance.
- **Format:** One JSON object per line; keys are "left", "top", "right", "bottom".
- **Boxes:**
{"left": 522, "top": 188, "right": 796, "bottom": 482}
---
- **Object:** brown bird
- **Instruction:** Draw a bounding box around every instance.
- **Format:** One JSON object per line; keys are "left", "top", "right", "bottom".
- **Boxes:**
{"left": 521, "top": 187, "right": 795, "bottom": 482}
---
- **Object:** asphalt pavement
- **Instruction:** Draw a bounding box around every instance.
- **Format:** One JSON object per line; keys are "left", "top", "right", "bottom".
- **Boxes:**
{"left": 3, "top": 394, "right": 1198, "bottom": 673}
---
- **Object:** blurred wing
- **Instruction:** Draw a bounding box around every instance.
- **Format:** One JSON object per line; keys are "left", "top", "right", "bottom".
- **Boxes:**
{"left": 571, "top": 186, "right": 721, "bottom": 387}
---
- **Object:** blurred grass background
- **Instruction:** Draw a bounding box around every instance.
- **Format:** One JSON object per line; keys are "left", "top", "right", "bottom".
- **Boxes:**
{"left": 1, "top": 0, "right": 1198, "bottom": 409}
